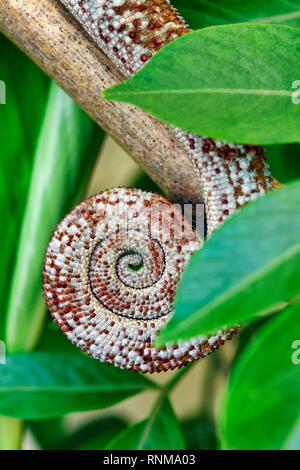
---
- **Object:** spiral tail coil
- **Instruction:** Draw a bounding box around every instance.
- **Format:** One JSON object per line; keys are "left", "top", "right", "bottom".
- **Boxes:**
{"left": 43, "top": 188, "right": 236, "bottom": 373}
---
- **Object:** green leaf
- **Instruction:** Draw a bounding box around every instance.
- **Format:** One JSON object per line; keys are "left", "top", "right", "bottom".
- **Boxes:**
{"left": 265, "top": 144, "right": 300, "bottom": 183}
{"left": 27, "top": 418, "right": 64, "bottom": 450}
{"left": 218, "top": 303, "right": 300, "bottom": 450}
{"left": 103, "top": 24, "right": 300, "bottom": 145}
{"left": 4, "top": 82, "right": 104, "bottom": 353}
{"left": 57, "top": 417, "right": 128, "bottom": 450}
{"left": 157, "top": 181, "right": 300, "bottom": 344}
{"left": 106, "top": 397, "right": 184, "bottom": 450}
{"left": 173, "top": 0, "right": 300, "bottom": 30}
{"left": 36, "top": 322, "right": 80, "bottom": 355}
{"left": 28, "top": 416, "right": 127, "bottom": 450}
{"left": 0, "top": 352, "right": 155, "bottom": 420}
{"left": 182, "top": 417, "right": 217, "bottom": 450}
{"left": 0, "top": 33, "right": 49, "bottom": 333}
{"left": 233, "top": 317, "right": 270, "bottom": 365}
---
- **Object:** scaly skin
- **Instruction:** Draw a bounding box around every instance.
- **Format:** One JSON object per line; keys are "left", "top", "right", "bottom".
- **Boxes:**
{"left": 42, "top": 1, "right": 274, "bottom": 372}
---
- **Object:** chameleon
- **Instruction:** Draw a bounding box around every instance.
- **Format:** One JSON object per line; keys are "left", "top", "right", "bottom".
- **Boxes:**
{"left": 43, "top": 1, "right": 274, "bottom": 373}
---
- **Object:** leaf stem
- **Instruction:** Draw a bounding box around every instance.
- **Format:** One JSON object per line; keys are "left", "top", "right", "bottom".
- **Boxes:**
{"left": 137, "top": 363, "right": 195, "bottom": 449}
{"left": 137, "top": 388, "right": 168, "bottom": 450}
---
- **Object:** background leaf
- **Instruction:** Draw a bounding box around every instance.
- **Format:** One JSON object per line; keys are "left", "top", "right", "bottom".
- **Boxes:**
{"left": 104, "top": 24, "right": 300, "bottom": 145}
{"left": 27, "top": 415, "right": 127, "bottom": 450}
{"left": 173, "top": 0, "right": 300, "bottom": 30}
{"left": 36, "top": 322, "right": 79, "bottom": 355}
{"left": 0, "top": 352, "right": 155, "bottom": 420}
{"left": 182, "top": 417, "right": 217, "bottom": 450}
{"left": 218, "top": 303, "right": 300, "bottom": 450}
{"left": 265, "top": 144, "right": 300, "bottom": 183}
{"left": 26, "top": 417, "right": 64, "bottom": 450}
{"left": 158, "top": 181, "right": 300, "bottom": 344}
{"left": 0, "top": 33, "right": 49, "bottom": 334}
{"left": 106, "top": 397, "right": 184, "bottom": 450}
{"left": 57, "top": 417, "right": 128, "bottom": 450}
{"left": 4, "top": 82, "right": 104, "bottom": 353}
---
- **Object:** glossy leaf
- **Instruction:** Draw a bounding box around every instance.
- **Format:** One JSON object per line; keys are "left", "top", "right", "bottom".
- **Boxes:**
{"left": 173, "top": 0, "right": 300, "bottom": 30}
{"left": 106, "top": 397, "right": 184, "bottom": 450}
{"left": 157, "top": 181, "right": 300, "bottom": 344}
{"left": 218, "top": 303, "right": 300, "bottom": 450}
{"left": 5, "top": 83, "right": 104, "bottom": 353}
{"left": 103, "top": 24, "right": 300, "bottom": 145}
{"left": 0, "top": 352, "right": 156, "bottom": 420}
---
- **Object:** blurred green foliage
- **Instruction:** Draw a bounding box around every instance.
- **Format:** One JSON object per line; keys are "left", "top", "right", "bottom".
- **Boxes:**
{"left": 0, "top": 34, "right": 49, "bottom": 334}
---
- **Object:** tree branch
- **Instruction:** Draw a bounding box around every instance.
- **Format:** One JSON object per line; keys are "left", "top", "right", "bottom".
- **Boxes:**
{"left": 0, "top": 0, "right": 204, "bottom": 204}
